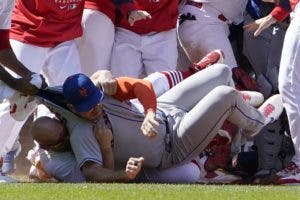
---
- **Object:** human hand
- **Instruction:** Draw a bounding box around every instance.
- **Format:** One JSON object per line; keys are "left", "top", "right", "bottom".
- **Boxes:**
{"left": 91, "top": 70, "right": 117, "bottom": 95}
{"left": 94, "top": 119, "right": 113, "bottom": 150}
{"left": 125, "top": 157, "right": 144, "bottom": 180}
{"left": 128, "top": 10, "right": 152, "bottom": 26}
{"left": 141, "top": 110, "right": 159, "bottom": 139}
{"left": 243, "top": 15, "right": 277, "bottom": 36}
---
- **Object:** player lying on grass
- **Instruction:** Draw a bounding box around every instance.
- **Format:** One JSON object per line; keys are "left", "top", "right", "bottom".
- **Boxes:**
{"left": 26, "top": 50, "right": 262, "bottom": 182}
{"left": 27, "top": 61, "right": 283, "bottom": 183}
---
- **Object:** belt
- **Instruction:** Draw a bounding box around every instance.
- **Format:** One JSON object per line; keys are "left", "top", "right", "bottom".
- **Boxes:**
{"left": 185, "top": 0, "right": 228, "bottom": 22}
{"left": 157, "top": 108, "right": 172, "bottom": 153}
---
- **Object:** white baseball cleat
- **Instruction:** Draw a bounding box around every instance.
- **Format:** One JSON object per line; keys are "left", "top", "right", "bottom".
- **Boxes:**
{"left": 277, "top": 162, "right": 299, "bottom": 178}
{"left": 276, "top": 167, "right": 300, "bottom": 185}
{"left": 241, "top": 94, "right": 284, "bottom": 138}
{"left": 258, "top": 94, "right": 284, "bottom": 125}
{"left": 9, "top": 92, "right": 37, "bottom": 121}
{"left": 239, "top": 91, "right": 264, "bottom": 107}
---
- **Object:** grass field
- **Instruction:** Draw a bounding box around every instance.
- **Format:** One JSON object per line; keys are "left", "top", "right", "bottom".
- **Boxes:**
{"left": 1, "top": 183, "right": 300, "bottom": 200}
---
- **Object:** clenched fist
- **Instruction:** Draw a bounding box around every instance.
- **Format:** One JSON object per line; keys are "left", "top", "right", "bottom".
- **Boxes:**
{"left": 125, "top": 157, "right": 144, "bottom": 180}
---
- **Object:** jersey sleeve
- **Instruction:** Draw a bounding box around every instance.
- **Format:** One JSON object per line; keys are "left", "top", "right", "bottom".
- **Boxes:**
{"left": 0, "top": 30, "right": 11, "bottom": 50}
{"left": 113, "top": 77, "right": 157, "bottom": 113}
{"left": 270, "top": 5, "right": 290, "bottom": 21}
{"left": 271, "top": 0, "right": 299, "bottom": 22}
{"left": 69, "top": 121, "right": 103, "bottom": 169}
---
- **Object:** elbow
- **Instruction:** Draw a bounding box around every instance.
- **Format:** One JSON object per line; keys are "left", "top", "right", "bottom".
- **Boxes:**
{"left": 81, "top": 161, "right": 102, "bottom": 183}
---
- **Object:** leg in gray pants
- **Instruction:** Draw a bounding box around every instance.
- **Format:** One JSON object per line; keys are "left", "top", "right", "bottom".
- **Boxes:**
{"left": 158, "top": 64, "right": 265, "bottom": 167}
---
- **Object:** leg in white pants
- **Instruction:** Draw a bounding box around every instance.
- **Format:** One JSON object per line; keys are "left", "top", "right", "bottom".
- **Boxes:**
{"left": 76, "top": 9, "right": 115, "bottom": 76}
{"left": 0, "top": 40, "right": 81, "bottom": 155}
{"left": 278, "top": 8, "right": 300, "bottom": 165}
{"left": 111, "top": 28, "right": 178, "bottom": 78}
{"left": 178, "top": 5, "right": 237, "bottom": 69}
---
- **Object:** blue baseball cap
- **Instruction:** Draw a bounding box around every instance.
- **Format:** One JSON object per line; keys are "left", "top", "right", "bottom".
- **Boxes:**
{"left": 63, "top": 73, "right": 104, "bottom": 112}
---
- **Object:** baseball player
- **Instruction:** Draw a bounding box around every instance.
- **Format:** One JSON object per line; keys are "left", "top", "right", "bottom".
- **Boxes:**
{"left": 240, "top": 0, "right": 300, "bottom": 184}
{"left": 177, "top": 0, "right": 248, "bottom": 70}
{"left": 31, "top": 62, "right": 283, "bottom": 183}
{"left": 76, "top": 0, "right": 116, "bottom": 76}
{"left": 0, "top": 0, "right": 48, "bottom": 181}
{"left": 0, "top": 0, "right": 45, "bottom": 99}
{"left": 0, "top": 0, "right": 44, "bottom": 183}
{"left": 29, "top": 116, "right": 201, "bottom": 183}
{"left": 22, "top": 50, "right": 265, "bottom": 183}
{"left": 0, "top": 0, "right": 85, "bottom": 172}
{"left": 110, "top": 0, "right": 179, "bottom": 78}
{"left": 277, "top": 0, "right": 300, "bottom": 185}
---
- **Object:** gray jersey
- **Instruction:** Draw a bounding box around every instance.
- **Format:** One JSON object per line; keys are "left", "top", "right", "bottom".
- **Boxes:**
{"left": 40, "top": 99, "right": 103, "bottom": 169}
{"left": 102, "top": 97, "right": 171, "bottom": 168}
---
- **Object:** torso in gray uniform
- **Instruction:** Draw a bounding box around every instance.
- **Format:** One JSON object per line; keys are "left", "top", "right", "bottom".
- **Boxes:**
{"left": 102, "top": 97, "right": 174, "bottom": 168}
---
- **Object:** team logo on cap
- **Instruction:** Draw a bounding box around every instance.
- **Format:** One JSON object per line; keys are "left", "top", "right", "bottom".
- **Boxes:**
{"left": 79, "top": 87, "right": 88, "bottom": 97}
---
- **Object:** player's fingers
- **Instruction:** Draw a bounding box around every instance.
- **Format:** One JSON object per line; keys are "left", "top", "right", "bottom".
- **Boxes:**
{"left": 128, "top": 17, "right": 135, "bottom": 26}
{"left": 243, "top": 23, "right": 256, "bottom": 32}
{"left": 254, "top": 27, "right": 263, "bottom": 37}
{"left": 138, "top": 157, "right": 145, "bottom": 163}
{"left": 145, "top": 12, "right": 152, "bottom": 19}
{"left": 149, "top": 118, "right": 159, "bottom": 127}
{"left": 127, "top": 165, "right": 138, "bottom": 171}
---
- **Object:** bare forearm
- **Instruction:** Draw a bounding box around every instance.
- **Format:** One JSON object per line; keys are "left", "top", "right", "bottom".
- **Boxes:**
{"left": 82, "top": 162, "right": 131, "bottom": 183}
{"left": 0, "top": 66, "right": 18, "bottom": 89}
{"left": 0, "top": 49, "right": 32, "bottom": 77}
{"left": 100, "top": 148, "right": 115, "bottom": 169}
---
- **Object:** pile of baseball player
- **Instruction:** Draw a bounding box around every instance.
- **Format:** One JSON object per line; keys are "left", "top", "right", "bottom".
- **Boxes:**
{"left": 0, "top": 0, "right": 299, "bottom": 185}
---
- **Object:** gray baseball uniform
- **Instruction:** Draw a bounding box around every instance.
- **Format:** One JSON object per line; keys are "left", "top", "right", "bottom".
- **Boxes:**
{"left": 39, "top": 64, "right": 265, "bottom": 181}
{"left": 73, "top": 64, "right": 265, "bottom": 169}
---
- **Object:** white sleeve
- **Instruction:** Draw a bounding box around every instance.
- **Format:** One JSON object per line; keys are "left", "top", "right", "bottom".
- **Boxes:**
{"left": 0, "top": 0, "right": 15, "bottom": 29}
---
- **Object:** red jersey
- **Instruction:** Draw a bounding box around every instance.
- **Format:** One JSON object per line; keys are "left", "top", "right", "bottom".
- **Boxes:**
{"left": 84, "top": 0, "right": 116, "bottom": 24}
{"left": 117, "top": 0, "right": 179, "bottom": 34}
{"left": 271, "top": 0, "right": 299, "bottom": 22}
{"left": 10, "top": 0, "right": 84, "bottom": 47}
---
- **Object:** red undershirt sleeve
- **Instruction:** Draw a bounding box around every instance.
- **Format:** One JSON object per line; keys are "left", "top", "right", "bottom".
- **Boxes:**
{"left": 113, "top": 77, "right": 157, "bottom": 113}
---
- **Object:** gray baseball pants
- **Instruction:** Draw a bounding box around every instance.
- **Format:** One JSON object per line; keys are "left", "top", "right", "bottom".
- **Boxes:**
{"left": 158, "top": 64, "right": 265, "bottom": 168}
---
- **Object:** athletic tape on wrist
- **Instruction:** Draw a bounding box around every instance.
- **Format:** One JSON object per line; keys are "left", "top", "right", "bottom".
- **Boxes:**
{"left": 30, "top": 73, "right": 43, "bottom": 89}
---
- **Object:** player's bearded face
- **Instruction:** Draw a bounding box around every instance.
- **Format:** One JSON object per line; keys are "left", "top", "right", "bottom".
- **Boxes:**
{"left": 78, "top": 103, "right": 103, "bottom": 121}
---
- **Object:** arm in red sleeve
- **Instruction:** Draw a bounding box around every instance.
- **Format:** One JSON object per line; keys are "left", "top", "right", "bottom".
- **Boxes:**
{"left": 0, "top": 30, "right": 11, "bottom": 51}
{"left": 271, "top": 0, "right": 299, "bottom": 22}
{"left": 113, "top": 77, "right": 157, "bottom": 113}
{"left": 270, "top": 6, "right": 290, "bottom": 22}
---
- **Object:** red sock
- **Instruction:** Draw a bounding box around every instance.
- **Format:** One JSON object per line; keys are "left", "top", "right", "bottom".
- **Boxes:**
{"left": 160, "top": 69, "right": 194, "bottom": 88}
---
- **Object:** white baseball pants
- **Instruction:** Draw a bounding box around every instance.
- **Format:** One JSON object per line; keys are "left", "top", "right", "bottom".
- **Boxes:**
{"left": 111, "top": 28, "right": 178, "bottom": 78}
{"left": 177, "top": 4, "right": 237, "bottom": 69}
{"left": 76, "top": 9, "right": 115, "bottom": 76}
{"left": 0, "top": 39, "right": 81, "bottom": 155}
{"left": 278, "top": 4, "right": 300, "bottom": 166}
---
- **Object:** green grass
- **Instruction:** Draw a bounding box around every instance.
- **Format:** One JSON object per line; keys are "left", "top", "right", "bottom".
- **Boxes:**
{"left": 1, "top": 184, "right": 300, "bottom": 200}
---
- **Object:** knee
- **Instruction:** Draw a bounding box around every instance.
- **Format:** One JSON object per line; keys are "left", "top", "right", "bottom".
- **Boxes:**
{"left": 213, "top": 85, "right": 237, "bottom": 100}
{"left": 214, "top": 64, "right": 232, "bottom": 80}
